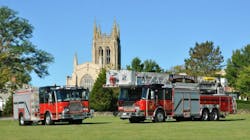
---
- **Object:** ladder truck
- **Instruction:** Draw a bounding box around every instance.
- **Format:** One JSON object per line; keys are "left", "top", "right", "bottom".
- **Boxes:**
{"left": 13, "top": 86, "right": 94, "bottom": 125}
{"left": 104, "top": 70, "right": 237, "bottom": 123}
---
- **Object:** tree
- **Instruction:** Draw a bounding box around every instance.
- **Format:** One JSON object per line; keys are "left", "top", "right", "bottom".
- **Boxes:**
{"left": 167, "top": 65, "right": 186, "bottom": 74}
{"left": 126, "top": 57, "right": 144, "bottom": 72}
{"left": 226, "top": 45, "right": 250, "bottom": 95}
{"left": 90, "top": 69, "right": 118, "bottom": 111}
{"left": 143, "top": 59, "right": 163, "bottom": 72}
{"left": 2, "top": 93, "right": 13, "bottom": 116}
{"left": 184, "top": 41, "right": 224, "bottom": 76}
{"left": 236, "top": 66, "right": 250, "bottom": 97}
{"left": 126, "top": 57, "right": 163, "bottom": 72}
{"left": 0, "top": 7, "right": 54, "bottom": 89}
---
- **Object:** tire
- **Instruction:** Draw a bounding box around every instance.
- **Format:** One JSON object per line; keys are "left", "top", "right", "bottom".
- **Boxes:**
{"left": 209, "top": 109, "right": 219, "bottom": 121}
{"left": 19, "top": 114, "right": 25, "bottom": 126}
{"left": 201, "top": 109, "right": 209, "bottom": 121}
{"left": 154, "top": 110, "right": 165, "bottom": 123}
{"left": 45, "top": 113, "right": 53, "bottom": 125}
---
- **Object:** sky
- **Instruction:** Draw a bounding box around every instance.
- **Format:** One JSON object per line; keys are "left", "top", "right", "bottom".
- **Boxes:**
{"left": 1, "top": 0, "right": 250, "bottom": 87}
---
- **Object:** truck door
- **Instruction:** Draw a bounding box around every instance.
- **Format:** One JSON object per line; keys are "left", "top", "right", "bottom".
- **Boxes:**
{"left": 47, "top": 91, "right": 57, "bottom": 119}
{"left": 146, "top": 89, "right": 156, "bottom": 117}
{"left": 164, "top": 88, "right": 172, "bottom": 114}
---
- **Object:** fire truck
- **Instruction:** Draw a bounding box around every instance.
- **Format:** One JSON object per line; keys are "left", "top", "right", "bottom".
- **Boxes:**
{"left": 13, "top": 86, "right": 94, "bottom": 125}
{"left": 105, "top": 70, "right": 237, "bottom": 123}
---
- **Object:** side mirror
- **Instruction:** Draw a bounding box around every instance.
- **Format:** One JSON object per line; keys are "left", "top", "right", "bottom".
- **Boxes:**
{"left": 48, "top": 93, "right": 53, "bottom": 103}
{"left": 150, "top": 91, "right": 155, "bottom": 100}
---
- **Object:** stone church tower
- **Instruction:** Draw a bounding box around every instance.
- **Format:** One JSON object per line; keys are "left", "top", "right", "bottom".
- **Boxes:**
{"left": 66, "top": 21, "right": 121, "bottom": 90}
{"left": 92, "top": 21, "right": 121, "bottom": 69}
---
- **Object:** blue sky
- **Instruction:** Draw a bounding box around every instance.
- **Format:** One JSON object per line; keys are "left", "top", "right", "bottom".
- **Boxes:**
{"left": 1, "top": 0, "right": 250, "bottom": 86}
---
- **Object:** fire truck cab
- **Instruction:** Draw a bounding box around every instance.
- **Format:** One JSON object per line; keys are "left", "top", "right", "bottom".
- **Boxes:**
{"left": 13, "top": 86, "right": 94, "bottom": 125}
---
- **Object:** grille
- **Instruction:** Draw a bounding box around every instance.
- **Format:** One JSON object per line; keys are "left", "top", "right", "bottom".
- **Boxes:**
{"left": 123, "top": 101, "right": 135, "bottom": 111}
{"left": 69, "top": 101, "right": 82, "bottom": 112}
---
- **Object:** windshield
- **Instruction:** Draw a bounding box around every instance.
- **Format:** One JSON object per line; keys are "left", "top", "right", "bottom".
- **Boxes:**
{"left": 56, "top": 89, "right": 89, "bottom": 102}
{"left": 119, "top": 87, "right": 142, "bottom": 101}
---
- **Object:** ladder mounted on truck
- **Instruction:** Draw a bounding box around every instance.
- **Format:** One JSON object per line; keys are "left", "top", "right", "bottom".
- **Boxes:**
{"left": 104, "top": 70, "right": 169, "bottom": 87}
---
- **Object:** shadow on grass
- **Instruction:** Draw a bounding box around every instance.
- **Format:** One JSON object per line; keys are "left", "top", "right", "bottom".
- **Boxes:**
{"left": 23, "top": 121, "right": 112, "bottom": 126}
{"left": 126, "top": 118, "right": 246, "bottom": 124}
{"left": 218, "top": 118, "right": 246, "bottom": 122}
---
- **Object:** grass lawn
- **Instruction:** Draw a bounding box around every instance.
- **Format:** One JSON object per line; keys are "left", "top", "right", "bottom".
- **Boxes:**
{"left": 0, "top": 114, "right": 249, "bottom": 140}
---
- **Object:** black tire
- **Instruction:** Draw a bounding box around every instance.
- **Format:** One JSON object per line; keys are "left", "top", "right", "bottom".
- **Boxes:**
{"left": 201, "top": 109, "right": 209, "bottom": 121}
{"left": 45, "top": 113, "right": 53, "bottom": 125}
{"left": 209, "top": 109, "right": 219, "bottom": 121}
{"left": 154, "top": 110, "right": 165, "bottom": 123}
{"left": 19, "top": 114, "right": 25, "bottom": 126}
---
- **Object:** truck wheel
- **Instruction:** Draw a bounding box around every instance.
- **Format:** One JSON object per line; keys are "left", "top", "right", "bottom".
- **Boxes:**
{"left": 210, "top": 109, "right": 219, "bottom": 121}
{"left": 154, "top": 110, "right": 165, "bottom": 123}
{"left": 45, "top": 113, "right": 53, "bottom": 125}
{"left": 201, "top": 109, "right": 209, "bottom": 121}
{"left": 19, "top": 114, "right": 25, "bottom": 126}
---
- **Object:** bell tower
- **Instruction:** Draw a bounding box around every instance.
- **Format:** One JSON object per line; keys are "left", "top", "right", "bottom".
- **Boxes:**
{"left": 92, "top": 20, "right": 121, "bottom": 70}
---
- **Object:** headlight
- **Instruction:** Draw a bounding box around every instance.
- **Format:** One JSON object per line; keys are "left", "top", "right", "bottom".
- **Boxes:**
{"left": 135, "top": 106, "right": 140, "bottom": 111}
{"left": 64, "top": 107, "right": 69, "bottom": 113}
{"left": 82, "top": 107, "right": 89, "bottom": 111}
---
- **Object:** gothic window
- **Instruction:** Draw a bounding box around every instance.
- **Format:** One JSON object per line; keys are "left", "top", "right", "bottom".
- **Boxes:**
{"left": 106, "top": 47, "right": 111, "bottom": 64}
{"left": 80, "top": 74, "right": 94, "bottom": 91}
{"left": 98, "top": 47, "right": 103, "bottom": 65}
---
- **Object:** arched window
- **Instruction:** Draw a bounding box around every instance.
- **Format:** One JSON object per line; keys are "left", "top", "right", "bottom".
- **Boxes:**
{"left": 80, "top": 74, "right": 94, "bottom": 91}
{"left": 98, "top": 47, "right": 103, "bottom": 65}
{"left": 106, "top": 47, "right": 111, "bottom": 64}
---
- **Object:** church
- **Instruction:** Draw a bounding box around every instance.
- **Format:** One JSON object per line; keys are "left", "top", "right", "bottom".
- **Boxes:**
{"left": 66, "top": 21, "right": 121, "bottom": 90}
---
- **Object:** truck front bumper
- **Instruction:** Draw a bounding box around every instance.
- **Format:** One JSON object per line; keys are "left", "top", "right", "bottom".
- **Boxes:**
{"left": 60, "top": 109, "right": 94, "bottom": 120}
{"left": 118, "top": 111, "right": 145, "bottom": 119}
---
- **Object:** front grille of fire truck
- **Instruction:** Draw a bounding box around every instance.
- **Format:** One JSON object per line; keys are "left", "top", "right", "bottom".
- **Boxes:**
{"left": 123, "top": 101, "right": 135, "bottom": 111}
{"left": 69, "top": 101, "right": 82, "bottom": 112}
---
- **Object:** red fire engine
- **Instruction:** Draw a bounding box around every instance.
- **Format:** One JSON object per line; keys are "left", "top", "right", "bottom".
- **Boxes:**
{"left": 105, "top": 70, "right": 237, "bottom": 123}
{"left": 13, "top": 86, "right": 94, "bottom": 125}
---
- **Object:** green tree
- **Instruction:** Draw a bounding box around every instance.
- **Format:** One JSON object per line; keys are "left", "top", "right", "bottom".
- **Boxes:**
{"left": 126, "top": 57, "right": 163, "bottom": 72}
{"left": 0, "top": 7, "right": 54, "bottom": 89}
{"left": 184, "top": 41, "right": 224, "bottom": 76}
{"left": 143, "top": 59, "right": 163, "bottom": 72}
{"left": 167, "top": 65, "right": 186, "bottom": 74}
{"left": 126, "top": 57, "right": 144, "bottom": 72}
{"left": 236, "top": 66, "right": 250, "bottom": 97}
{"left": 226, "top": 45, "right": 250, "bottom": 88}
{"left": 90, "top": 69, "right": 118, "bottom": 111}
{"left": 2, "top": 93, "right": 13, "bottom": 116}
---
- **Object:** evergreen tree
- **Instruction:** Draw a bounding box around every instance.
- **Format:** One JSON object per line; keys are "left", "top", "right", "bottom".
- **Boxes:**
{"left": 90, "top": 69, "right": 118, "bottom": 111}
{"left": 2, "top": 93, "right": 13, "bottom": 116}
{"left": 184, "top": 41, "right": 224, "bottom": 76}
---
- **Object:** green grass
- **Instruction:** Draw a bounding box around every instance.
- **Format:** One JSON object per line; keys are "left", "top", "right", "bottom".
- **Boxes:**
{"left": 0, "top": 114, "right": 250, "bottom": 140}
